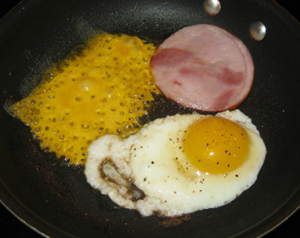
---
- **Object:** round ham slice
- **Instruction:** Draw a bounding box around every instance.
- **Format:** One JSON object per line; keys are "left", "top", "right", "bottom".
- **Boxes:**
{"left": 150, "top": 24, "right": 254, "bottom": 112}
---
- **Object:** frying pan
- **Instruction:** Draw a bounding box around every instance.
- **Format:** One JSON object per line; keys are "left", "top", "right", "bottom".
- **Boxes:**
{"left": 1, "top": 0, "right": 300, "bottom": 237}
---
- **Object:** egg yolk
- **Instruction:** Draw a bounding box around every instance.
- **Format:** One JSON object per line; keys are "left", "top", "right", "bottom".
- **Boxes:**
{"left": 10, "top": 32, "right": 160, "bottom": 165}
{"left": 183, "top": 117, "right": 250, "bottom": 174}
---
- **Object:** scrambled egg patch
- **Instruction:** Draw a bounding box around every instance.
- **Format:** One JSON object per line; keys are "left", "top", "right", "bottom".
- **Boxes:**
{"left": 10, "top": 33, "right": 160, "bottom": 165}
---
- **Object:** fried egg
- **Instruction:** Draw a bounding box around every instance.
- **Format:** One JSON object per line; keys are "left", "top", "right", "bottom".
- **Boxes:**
{"left": 8, "top": 32, "right": 160, "bottom": 165}
{"left": 85, "top": 109, "right": 266, "bottom": 217}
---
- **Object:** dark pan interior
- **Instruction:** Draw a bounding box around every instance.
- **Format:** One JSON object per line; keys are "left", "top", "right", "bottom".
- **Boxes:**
{"left": 1, "top": 0, "right": 300, "bottom": 237}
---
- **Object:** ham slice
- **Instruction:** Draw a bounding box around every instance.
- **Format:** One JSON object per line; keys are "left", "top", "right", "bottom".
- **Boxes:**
{"left": 150, "top": 24, "right": 254, "bottom": 112}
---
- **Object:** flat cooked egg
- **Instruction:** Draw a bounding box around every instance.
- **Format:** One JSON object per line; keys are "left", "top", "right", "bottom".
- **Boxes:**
{"left": 85, "top": 109, "right": 266, "bottom": 217}
{"left": 8, "top": 32, "right": 160, "bottom": 165}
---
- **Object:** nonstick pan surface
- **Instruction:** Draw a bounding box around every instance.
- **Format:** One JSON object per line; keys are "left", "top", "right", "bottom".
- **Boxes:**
{"left": 1, "top": 0, "right": 300, "bottom": 237}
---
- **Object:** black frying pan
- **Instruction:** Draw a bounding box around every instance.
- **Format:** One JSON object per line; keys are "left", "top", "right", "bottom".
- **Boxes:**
{"left": 1, "top": 0, "right": 300, "bottom": 237}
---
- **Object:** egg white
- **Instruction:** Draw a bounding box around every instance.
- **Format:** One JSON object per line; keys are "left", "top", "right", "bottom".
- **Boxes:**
{"left": 84, "top": 110, "right": 266, "bottom": 217}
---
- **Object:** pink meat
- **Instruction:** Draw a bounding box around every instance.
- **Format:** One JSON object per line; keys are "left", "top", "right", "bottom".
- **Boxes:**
{"left": 150, "top": 24, "right": 254, "bottom": 112}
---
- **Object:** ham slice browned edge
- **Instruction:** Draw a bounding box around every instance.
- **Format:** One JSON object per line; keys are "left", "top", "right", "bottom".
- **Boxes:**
{"left": 150, "top": 24, "right": 254, "bottom": 112}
